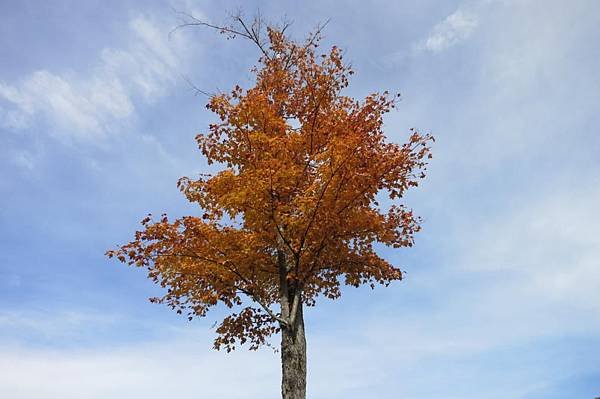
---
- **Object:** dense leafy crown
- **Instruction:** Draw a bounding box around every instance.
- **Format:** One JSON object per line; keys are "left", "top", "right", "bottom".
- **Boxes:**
{"left": 108, "top": 19, "right": 432, "bottom": 351}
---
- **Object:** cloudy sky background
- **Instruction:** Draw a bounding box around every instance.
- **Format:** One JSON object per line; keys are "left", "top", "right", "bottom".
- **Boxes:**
{"left": 1, "top": 0, "right": 599, "bottom": 398}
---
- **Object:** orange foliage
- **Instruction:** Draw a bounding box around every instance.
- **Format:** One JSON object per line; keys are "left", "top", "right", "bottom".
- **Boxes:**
{"left": 107, "top": 25, "right": 432, "bottom": 352}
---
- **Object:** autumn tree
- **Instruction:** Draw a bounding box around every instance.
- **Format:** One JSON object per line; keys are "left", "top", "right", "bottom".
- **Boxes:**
{"left": 107, "top": 13, "right": 432, "bottom": 399}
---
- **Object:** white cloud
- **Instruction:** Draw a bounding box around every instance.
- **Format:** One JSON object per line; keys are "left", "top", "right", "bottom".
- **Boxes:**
{"left": 0, "top": 107, "right": 29, "bottom": 129}
{"left": 12, "top": 151, "right": 36, "bottom": 171}
{"left": 0, "top": 308, "right": 498, "bottom": 398}
{"left": 463, "top": 182, "right": 600, "bottom": 312}
{"left": 0, "top": 339, "right": 279, "bottom": 399}
{"left": 0, "top": 309, "right": 278, "bottom": 398}
{"left": 0, "top": 15, "right": 188, "bottom": 143}
{"left": 419, "top": 8, "right": 479, "bottom": 52}
{"left": 0, "top": 71, "right": 133, "bottom": 140}
{"left": 0, "top": 310, "right": 120, "bottom": 343}
{"left": 0, "top": 304, "right": 584, "bottom": 399}
{"left": 394, "top": 1, "right": 600, "bottom": 383}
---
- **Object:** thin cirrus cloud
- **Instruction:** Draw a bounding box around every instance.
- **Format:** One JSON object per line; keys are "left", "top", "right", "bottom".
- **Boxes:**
{"left": 0, "top": 309, "right": 280, "bottom": 399}
{"left": 0, "top": 16, "right": 186, "bottom": 143}
{"left": 418, "top": 7, "right": 479, "bottom": 52}
{"left": 462, "top": 182, "right": 600, "bottom": 315}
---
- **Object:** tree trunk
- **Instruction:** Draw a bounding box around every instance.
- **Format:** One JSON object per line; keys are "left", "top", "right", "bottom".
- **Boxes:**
{"left": 281, "top": 302, "right": 306, "bottom": 399}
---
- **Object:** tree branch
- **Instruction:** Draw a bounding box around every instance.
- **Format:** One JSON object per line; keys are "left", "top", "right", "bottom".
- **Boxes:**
{"left": 288, "top": 285, "right": 302, "bottom": 327}
{"left": 154, "top": 252, "right": 287, "bottom": 326}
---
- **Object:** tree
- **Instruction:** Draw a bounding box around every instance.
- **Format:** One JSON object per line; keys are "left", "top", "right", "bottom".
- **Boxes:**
{"left": 107, "top": 13, "right": 433, "bottom": 399}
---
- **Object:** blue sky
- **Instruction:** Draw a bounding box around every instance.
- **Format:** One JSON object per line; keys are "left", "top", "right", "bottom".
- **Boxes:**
{"left": 1, "top": 0, "right": 599, "bottom": 398}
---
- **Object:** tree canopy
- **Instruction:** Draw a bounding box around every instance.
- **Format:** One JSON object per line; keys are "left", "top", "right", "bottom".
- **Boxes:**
{"left": 107, "top": 18, "right": 433, "bottom": 352}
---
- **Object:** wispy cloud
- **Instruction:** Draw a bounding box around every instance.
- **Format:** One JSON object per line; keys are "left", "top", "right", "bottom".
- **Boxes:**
{"left": 463, "top": 182, "right": 600, "bottom": 314}
{"left": 0, "top": 338, "right": 278, "bottom": 399}
{"left": 11, "top": 150, "right": 36, "bottom": 171}
{"left": 419, "top": 8, "right": 479, "bottom": 52}
{"left": 0, "top": 308, "right": 278, "bottom": 398}
{"left": 0, "top": 16, "right": 187, "bottom": 143}
{"left": 0, "top": 303, "right": 592, "bottom": 399}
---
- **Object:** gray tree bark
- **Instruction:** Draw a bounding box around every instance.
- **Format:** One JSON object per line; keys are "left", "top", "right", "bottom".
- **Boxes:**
{"left": 277, "top": 243, "right": 307, "bottom": 399}
{"left": 281, "top": 302, "right": 306, "bottom": 399}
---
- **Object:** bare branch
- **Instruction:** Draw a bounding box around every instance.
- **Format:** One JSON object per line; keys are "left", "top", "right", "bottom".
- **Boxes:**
{"left": 302, "top": 19, "right": 331, "bottom": 51}
{"left": 288, "top": 286, "right": 302, "bottom": 327}
{"left": 234, "top": 284, "right": 289, "bottom": 327}
{"left": 232, "top": 13, "right": 272, "bottom": 60}
{"left": 169, "top": 9, "right": 252, "bottom": 41}
{"left": 179, "top": 73, "right": 213, "bottom": 98}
